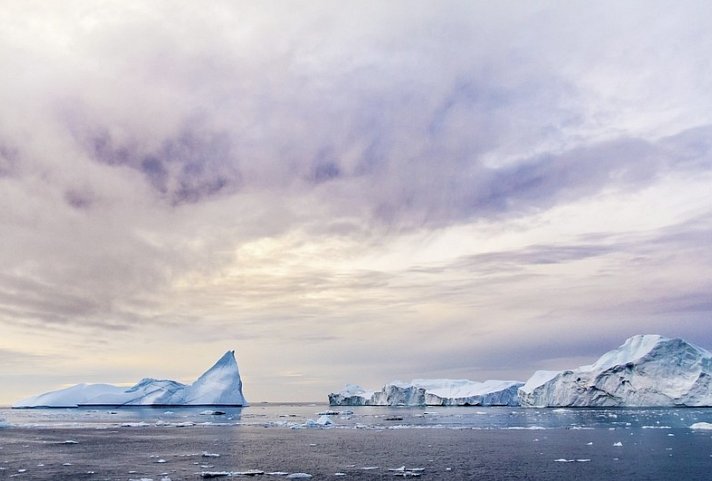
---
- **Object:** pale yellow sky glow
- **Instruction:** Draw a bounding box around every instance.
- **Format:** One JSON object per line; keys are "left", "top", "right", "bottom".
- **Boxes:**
{"left": 1, "top": 1, "right": 712, "bottom": 404}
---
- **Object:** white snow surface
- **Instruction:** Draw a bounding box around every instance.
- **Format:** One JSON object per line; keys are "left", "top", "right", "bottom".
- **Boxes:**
{"left": 519, "top": 335, "right": 712, "bottom": 407}
{"left": 329, "top": 379, "right": 523, "bottom": 406}
{"left": 14, "top": 350, "right": 246, "bottom": 408}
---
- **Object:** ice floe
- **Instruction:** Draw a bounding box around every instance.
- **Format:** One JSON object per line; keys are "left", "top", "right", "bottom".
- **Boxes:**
{"left": 690, "top": 422, "right": 712, "bottom": 430}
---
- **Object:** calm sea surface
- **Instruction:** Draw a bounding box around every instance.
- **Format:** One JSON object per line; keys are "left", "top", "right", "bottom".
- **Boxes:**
{"left": 1, "top": 404, "right": 711, "bottom": 480}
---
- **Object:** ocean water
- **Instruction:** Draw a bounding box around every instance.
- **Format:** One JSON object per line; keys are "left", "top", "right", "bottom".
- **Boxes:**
{"left": 1, "top": 404, "right": 712, "bottom": 480}
{"left": 4, "top": 404, "right": 712, "bottom": 430}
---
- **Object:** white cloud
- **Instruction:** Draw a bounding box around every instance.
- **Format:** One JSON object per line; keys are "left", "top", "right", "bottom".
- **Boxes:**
{"left": 1, "top": 0, "right": 711, "bottom": 403}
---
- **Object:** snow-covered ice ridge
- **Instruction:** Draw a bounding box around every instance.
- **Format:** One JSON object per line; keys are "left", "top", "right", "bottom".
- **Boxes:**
{"left": 519, "top": 335, "right": 712, "bottom": 407}
{"left": 329, "top": 379, "right": 523, "bottom": 406}
{"left": 14, "top": 351, "right": 247, "bottom": 408}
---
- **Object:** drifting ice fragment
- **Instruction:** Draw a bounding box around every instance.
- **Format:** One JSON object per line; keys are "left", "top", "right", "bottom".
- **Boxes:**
{"left": 690, "top": 422, "right": 712, "bottom": 430}
{"left": 316, "top": 415, "right": 333, "bottom": 426}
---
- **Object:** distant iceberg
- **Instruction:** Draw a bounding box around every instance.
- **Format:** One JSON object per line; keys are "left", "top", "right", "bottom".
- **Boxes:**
{"left": 14, "top": 350, "right": 246, "bottom": 408}
{"left": 329, "top": 379, "right": 523, "bottom": 406}
{"left": 519, "top": 335, "right": 712, "bottom": 407}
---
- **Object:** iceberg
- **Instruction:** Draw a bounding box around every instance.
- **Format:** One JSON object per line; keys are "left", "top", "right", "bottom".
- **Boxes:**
{"left": 329, "top": 379, "right": 523, "bottom": 406}
{"left": 519, "top": 335, "right": 712, "bottom": 407}
{"left": 328, "top": 384, "right": 375, "bottom": 406}
{"left": 14, "top": 350, "right": 246, "bottom": 408}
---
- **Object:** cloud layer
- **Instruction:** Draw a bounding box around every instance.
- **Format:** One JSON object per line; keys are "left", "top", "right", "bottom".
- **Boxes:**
{"left": 1, "top": 0, "right": 711, "bottom": 402}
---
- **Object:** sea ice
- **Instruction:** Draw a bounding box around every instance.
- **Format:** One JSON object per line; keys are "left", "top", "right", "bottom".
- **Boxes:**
{"left": 316, "top": 415, "right": 333, "bottom": 426}
{"left": 690, "top": 422, "right": 712, "bottom": 430}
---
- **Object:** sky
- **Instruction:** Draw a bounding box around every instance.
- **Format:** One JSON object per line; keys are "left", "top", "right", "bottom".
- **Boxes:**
{"left": 1, "top": 1, "right": 712, "bottom": 404}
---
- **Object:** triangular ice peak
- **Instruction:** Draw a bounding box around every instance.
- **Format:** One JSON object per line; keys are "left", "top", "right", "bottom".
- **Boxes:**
{"left": 13, "top": 350, "right": 247, "bottom": 408}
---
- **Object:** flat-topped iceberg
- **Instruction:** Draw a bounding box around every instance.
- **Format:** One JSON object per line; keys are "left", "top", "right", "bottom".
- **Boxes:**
{"left": 329, "top": 379, "right": 523, "bottom": 406}
{"left": 14, "top": 350, "right": 247, "bottom": 408}
{"left": 519, "top": 335, "right": 712, "bottom": 407}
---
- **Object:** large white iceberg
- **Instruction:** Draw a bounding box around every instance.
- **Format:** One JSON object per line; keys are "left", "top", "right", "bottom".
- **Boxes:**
{"left": 329, "top": 379, "right": 523, "bottom": 406}
{"left": 519, "top": 335, "right": 712, "bottom": 407}
{"left": 14, "top": 350, "right": 247, "bottom": 408}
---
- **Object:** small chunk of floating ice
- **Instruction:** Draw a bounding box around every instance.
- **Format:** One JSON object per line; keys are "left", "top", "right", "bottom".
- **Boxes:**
{"left": 586, "top": 442, "right": 593, "bottom": 445}
{"left": 161, "top": 478, "right": 172, "bottom": 481}
{"left": 286, "top": 474, "right": 313, "bottom": 479}
{"left": 690, "top": 422, "right": 712, "bottom": 430}
{"left": 334, "top": 473, "right": 346, "bottom": 477}
{"left": 62, "top": 463, "right": 73, "bottom": 466}
{"left": 200, "top": 470, "right": 267, "bottom": 478}
{"left": 554, "top": 459, "right": 574, "bottom": 463}
{"left": 60, "top": 440, "right": 79, "bottom": 444}
{"left": 156, "top": 459, "right": 167, "bottom": 463}
{"left": 266, "top": 472, "right": 289, "bottom": 476}
{"left": 236, "top": 470, "right": 265, "bottom": 476}
{"left": 317, "top": 410, "right": 339, "bottom": 415}
{"left": 18, "top": 469, "right": 27, "bottom": 473}
{"left": 121, "top": 422, "right": 151, "bottom": 427}
{"left": 200, "top": 410, "right": 226, "bottom": 416}
{"left": 316, "top": 415, "right": 333, "bottom": 426}
{"left": 174, "top": 422, "right": 195, "bottom": 427}
{"left": 613, "top": 442, "right": 623, "bottom": 447}
{"left": 202, "top": 452, "right": 220, "bottom": 458}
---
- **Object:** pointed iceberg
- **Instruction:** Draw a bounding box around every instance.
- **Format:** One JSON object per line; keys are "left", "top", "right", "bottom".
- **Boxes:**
{"left": 13, "top": 350, "right": 247, "bottom": 408}
{"left": 185, "top": 350, "right": 246, "bottom": 405}
{"left": 519, "top": 335, "right": 712, "bottom": 407}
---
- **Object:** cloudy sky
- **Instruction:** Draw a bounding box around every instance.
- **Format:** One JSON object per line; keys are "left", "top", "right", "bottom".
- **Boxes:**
{"left": 1, "top": 1, "right": 711, "bottom": 404}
